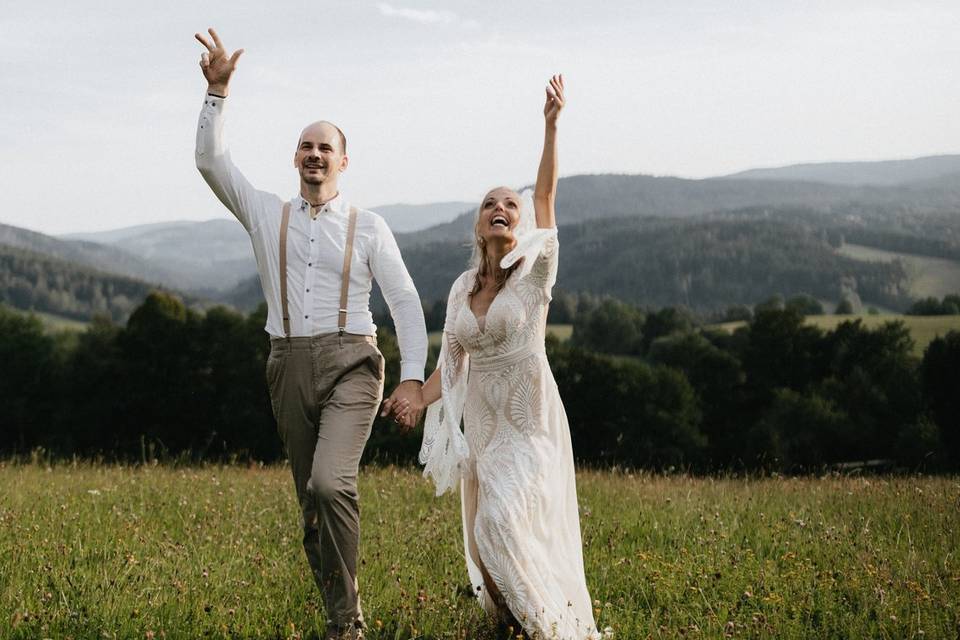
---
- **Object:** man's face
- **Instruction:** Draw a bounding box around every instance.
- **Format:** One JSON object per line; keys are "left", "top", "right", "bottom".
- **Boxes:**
{"left": 293, "top": 122, "right": 348, "bottom": 187}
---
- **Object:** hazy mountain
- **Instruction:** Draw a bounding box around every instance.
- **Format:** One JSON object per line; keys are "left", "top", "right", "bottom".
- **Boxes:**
{"left": 395, "top": 207, "right": 919, "bottom": 312}
{"left": 719, "top": 154, "right": 960, "bottom": 186}
{"left": 396, "top": 170, "right": 960, "bottom": 247}
{"left": 102, "top": 219, "right": 255, "bottom": 290}
{"left": 28, "top": 155, "right": 960, "bottom": 300}
{"left": 59, "top": 218, "right": 255, "bottom": 291}
{"left": 0, "top": 243, "right": 183, "bottom": 323}
{"left": 373, "top": 201, "right": 474, "bottom": 233}
{"left": 61, "top": 220, "right": 197, "bottom": 244}
{"left": 0, "top": 222, "right": 179, "bottom": 287}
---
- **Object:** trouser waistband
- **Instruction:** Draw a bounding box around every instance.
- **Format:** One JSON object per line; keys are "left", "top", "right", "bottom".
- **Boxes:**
{"left": 270, "top": 332, "right": 377, "bottom": 351}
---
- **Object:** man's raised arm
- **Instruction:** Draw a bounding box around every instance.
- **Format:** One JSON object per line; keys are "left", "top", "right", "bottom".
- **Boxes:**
{"left": 194, "top": 28, "right": 265, "bottom": 232}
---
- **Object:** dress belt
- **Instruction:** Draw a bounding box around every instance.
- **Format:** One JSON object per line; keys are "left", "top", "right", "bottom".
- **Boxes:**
{"left": 470, "top": 346, "right": 545, "bottom": 372}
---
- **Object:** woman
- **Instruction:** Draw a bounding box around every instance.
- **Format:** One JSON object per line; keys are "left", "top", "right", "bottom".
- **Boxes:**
{"left": 386, "top": 75, "right": 599, "bottom": 639}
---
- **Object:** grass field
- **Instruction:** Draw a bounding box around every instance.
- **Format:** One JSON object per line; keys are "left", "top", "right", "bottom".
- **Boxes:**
{"left": 1, "top": 464, "right": 958, "bottom": 639}
{"left": 837, "top": 243, "right": 960, "bottom": 300}
{"left": 7, "top": 308, "right": 90, "bottom": 332}
{"left": 711, "top": 314, "right": 960, "bottom": 357}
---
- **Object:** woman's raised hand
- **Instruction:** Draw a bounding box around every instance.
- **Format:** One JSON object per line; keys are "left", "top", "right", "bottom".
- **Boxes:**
{"left": 195, "top": 28, "right": 244, "bottom": 95}
{"left": 543, "top": 74, "right": 565, "bottom": 125}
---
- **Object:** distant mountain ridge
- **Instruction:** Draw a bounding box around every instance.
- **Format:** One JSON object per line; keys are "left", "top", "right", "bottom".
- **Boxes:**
{"left": 3, "top": 153, "right": 955, "bottom": 315}
{"left": 0, "top": 243, "right": 183, "bottom": 323}
{"left": 0, "top": 222, "right": 178, "bottom": 287}
{"left": 61, "top": 220, "right": 197, "bottom": 244}
{"left": 719, "top": 154, "right": 960, "bottom": 186}
{"left": 373, "top": 201, "right": 474, "bottom": 233}
{"left": 396, "top": 166, "right": 960, "bottom": 247}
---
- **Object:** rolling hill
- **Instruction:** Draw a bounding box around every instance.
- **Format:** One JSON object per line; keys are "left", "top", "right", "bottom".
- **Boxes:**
{"left": 9, "top": 154, "right": 956, "bottom": 316}
{"left": 0, "top": 243, "right": 177, "bottom": 323}
{"left": 720, "top": 154, "right": 960, "bottom": 186}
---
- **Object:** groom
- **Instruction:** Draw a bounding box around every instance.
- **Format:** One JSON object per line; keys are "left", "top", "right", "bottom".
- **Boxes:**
{"left": 194, "top": 28, "right": 427, "bottom": 639}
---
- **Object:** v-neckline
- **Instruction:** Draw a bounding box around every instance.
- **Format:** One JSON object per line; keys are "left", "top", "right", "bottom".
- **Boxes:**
{"left": 468, "top": 287, "right": 503, "bottom": 336}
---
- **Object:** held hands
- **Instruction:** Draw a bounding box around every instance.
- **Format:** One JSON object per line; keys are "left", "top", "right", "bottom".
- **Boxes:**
{"left": 380, "top": 380, "right": 426, "bottom": 433}
{"left": 195, "top": 28, "right": 244, "bottom": 95}
{"left": 543, "top": 74, "right": 565, "bottom": 125}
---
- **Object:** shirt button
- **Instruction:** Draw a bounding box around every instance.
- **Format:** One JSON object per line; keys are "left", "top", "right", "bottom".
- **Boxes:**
{"left": 308, "top": 262, "right": 312, "bottom": 266}
{"left": 304, "top": 315, "right": 309, "bottom": 319}
{"left": 306, "top": 288, "right": 310, "bottom": 292}
{"left": 310, "top": 238, "right": 314, "bottom": 242}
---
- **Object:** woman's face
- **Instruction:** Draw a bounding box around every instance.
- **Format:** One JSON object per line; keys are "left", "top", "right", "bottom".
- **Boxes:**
{"left": 476, "top": 187, "right": 521, "bottom": 248}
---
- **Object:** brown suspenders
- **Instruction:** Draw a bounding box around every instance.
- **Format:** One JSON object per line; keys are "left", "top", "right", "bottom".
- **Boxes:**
{"left": 279, "top": 201, "right": 359, "bottom": 339}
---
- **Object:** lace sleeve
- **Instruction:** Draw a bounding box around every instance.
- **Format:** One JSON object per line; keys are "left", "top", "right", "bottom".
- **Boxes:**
{"left": 418, "top": 272, "right": 471, "bottom": 496}
{"left": 501, "top": 227, "right": 559, "bottom": 301}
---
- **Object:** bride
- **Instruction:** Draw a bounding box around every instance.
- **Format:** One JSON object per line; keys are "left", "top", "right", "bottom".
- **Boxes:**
{"left": 384, "top": 75, "right": 600, "bottom": 639}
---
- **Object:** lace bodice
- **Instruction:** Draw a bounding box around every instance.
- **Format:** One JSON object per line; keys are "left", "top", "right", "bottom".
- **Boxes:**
{"left": 419, "top": 230, "right": 559, "bottom": 495}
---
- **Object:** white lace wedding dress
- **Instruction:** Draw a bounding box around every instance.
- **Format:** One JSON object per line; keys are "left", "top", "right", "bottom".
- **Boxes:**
{"left": 420, "top": 228, "right": 600, "bottom": 639}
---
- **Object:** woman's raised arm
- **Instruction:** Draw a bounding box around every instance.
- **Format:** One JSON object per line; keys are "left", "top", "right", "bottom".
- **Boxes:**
{"left": 533, "top": 74, "right": 565, "bottom": 229}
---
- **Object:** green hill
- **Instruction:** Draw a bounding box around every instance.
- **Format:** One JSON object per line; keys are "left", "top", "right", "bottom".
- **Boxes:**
{"left": 399, "top": 207, "right": 913, "bottom": 312}
{"left": 0, "top": 244, "right": 181, "bottom": 323}
{"left": 836, "top": 243, "right": 960, "bottom": 299}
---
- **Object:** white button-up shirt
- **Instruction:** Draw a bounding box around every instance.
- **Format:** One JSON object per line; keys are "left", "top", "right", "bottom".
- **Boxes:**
{"left": 195, "top": 93, "right": 426, "bottom": 381}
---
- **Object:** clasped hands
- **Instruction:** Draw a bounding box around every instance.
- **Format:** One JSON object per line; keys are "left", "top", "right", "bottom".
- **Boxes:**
{"left": 381, "top": 380, "right": 426, "bottom": 431}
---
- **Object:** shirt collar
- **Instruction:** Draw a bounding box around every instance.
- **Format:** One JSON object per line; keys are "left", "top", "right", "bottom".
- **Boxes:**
{"left": 296, "top": 192, "right": 347, "bottom": 215}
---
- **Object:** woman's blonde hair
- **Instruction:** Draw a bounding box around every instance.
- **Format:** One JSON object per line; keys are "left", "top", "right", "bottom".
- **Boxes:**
{"left": 468, "top": 187, "right": 521, "bottom": 297}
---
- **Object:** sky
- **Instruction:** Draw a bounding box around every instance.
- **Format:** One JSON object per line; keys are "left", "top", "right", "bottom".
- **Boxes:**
{"left": 2, "top": 0, "right": 958, "bottom": 235}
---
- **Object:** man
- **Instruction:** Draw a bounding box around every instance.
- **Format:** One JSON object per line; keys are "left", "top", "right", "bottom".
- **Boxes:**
{"left": 194, "top": 28, "right": 426, "bottom": 640}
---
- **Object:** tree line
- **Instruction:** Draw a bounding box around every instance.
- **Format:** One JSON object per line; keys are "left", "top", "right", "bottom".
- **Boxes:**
{"left": 1, "top": 292, "right": 957, "bottom": 472}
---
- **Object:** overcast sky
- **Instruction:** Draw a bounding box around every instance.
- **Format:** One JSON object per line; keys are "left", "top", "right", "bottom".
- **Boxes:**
{"left": 2, "top": 0, "right": 958, "bottom": 234}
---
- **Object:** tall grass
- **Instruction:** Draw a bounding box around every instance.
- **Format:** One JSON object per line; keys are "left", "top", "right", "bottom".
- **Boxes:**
{"left": 1, "top": 463, "right": 957, "bottom": 639}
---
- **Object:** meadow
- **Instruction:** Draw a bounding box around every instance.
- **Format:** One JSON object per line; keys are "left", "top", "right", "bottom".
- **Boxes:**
{"left": 2, "top": 464, "right": 958, "bottom": 639}
{"left": 712, "top": 314, "right": 960, "bottom": 357}
{"left": 836, "top": 243, "right": 960, "bottom": 300}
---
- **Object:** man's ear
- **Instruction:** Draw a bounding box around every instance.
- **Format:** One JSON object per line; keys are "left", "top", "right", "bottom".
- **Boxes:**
{"left": 339, "top": 154, "right": 349, "bottom": 173}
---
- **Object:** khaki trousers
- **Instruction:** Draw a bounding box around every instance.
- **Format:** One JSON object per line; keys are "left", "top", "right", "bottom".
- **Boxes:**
{"left": 266, "top": 333, "right": 384, "bottom": 631}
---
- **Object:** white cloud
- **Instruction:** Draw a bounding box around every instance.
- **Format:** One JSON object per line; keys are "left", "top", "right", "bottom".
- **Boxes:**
{"left": 376, "top": 2, "right": 477, "bottom": 28}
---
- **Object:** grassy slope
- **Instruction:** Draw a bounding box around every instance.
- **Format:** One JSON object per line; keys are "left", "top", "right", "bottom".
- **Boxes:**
{"left": 1, "top": 465, "right": 957, "bottom": 639}
{"left": 837, "top": 243, "right": 960, "bottom": 300}
{"left": 5, "top": 307, "right": 90, "bottom": 332}
{"left": 712, "top": 314, "right": 960, "bottom": 357}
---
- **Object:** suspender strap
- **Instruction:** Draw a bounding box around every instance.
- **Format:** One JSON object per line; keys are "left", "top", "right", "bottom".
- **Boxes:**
{"left": 278, "top": 202, "right": 357, "bottom": 339}
{"left": 279, "top": 202, "right": 292, "bottom": 338}
{"left": 338, "top": 206, "right": 359, "bottom": 336}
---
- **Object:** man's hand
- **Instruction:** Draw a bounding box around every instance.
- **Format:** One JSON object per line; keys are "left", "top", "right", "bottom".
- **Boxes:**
{"left": 380, "top": 380, "right": 425, "bottom": 433}
{"left": 543, "top": 74, "right": 565, "bottom": 125}
{"left": 194, "top": 27, "right": 244, "bottom": 96}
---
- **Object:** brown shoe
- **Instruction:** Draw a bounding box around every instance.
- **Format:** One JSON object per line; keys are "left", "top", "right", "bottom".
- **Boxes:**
{"left": 324, "top": 623, "right": 364, "bottom": 640}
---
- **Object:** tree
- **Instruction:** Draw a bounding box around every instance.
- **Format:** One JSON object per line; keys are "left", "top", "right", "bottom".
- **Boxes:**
{"left": 818, "top": 320, "right": 921, "bottom": 460}
{"left": 0, "top": 306, "right": 57, "bottom": 453}
{"left": 648, "top": 332, "right": 745, "bottom": 467}
{"left": 550, "top": 341, "right": 704, "bottom": 467}
{"left": 740, "top": 307, "right": 826, "bottom": 396}
{"left": 920, "top": 331, "right": 960, "bottom": 467}
{"left": 785, "top": 293, "right": 824, "bottom": 316}
{"left": 640, "top": 306, "right": 695, "bottom": 353}
{"left": 722, "top": 305, "right": 753, "bottom": 323}
{"left": 570, "top": 298, "right": 645, "bottom": 356}
{"left": 835, "top": 297, "right": 854, "bottom": 315}
{"left": 750, "top": 389, "right": 851, "bottom": 471}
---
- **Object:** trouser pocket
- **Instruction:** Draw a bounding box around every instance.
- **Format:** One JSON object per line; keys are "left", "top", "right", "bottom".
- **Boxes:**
{"left": 265, "top": 348, "right": 287, "bottom": 422}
